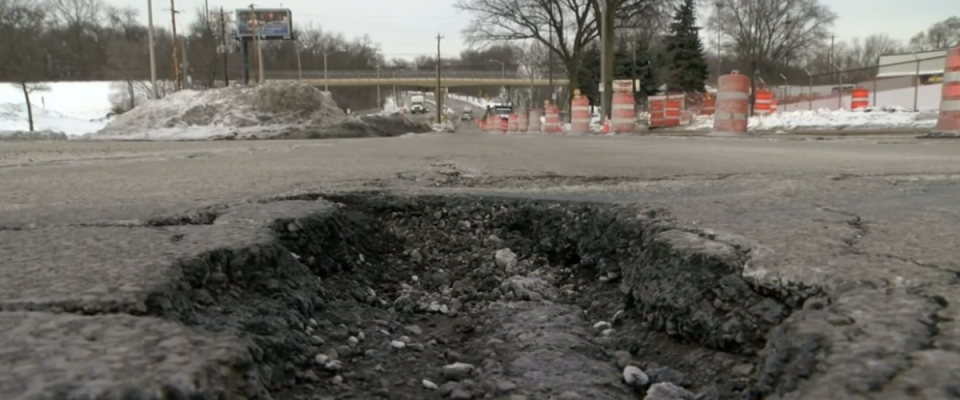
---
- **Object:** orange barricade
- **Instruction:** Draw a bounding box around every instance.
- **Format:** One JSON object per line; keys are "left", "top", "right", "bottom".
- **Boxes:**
{"left": 544, "top": 104, "right": 561, "bottom": 133}
{"left": 701, "top": 93, "right": 715, "bottom": 115}
{"left": 930, "top": 45, "right": 960, "bottom": 136}
{"left": 517, "top": 110, "right": 528, "bottom": 132}
{"left": 713, "top": 70, "right": 750, "bottom": 135}
{"left": 665, "top": 95, "right": 682, "bottom": 126}
{"left": 570, "top": 95, "right": 591, "bottom": 134}
{"left": 754, "top": 89, "right": 772, "bottom": 115}
{"left": 649, "top": 95, "right": 666, "bottom": 128}
{"left": 486, "top": 114, "right": 497, "bottom": 133}
{"left": 851, "top": 87, "right": 870, "bottom": 109}
{"left": 507, "top": 113, "right": 518, "bottom": 133}
{"left": 611, "top": 91, "right": 635, "bottom": 133}
{"left": 770, "top": 98, "right": 778, "bottom": 114}
{"left": 500, "top": 116, "right": 508, "bottom": 133}
{"left": 528, "top": 108, "right": 541, "bottom": 133}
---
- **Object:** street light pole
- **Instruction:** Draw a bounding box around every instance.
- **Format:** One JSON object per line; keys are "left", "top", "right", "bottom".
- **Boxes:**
{"left": 489, "top": 59, "right": 505, "bottom": 79}
{"left": 147, "top": 0, "right": 158, "bottom": 99}
{"left": 715, "top": 1, "right": 723, "bottom": 80}
{"left": 323, "top": 51, "right": 329, "bottom": 91}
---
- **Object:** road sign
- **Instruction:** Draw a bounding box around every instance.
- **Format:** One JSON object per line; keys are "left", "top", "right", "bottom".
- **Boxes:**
{"left": 235, "top": 8, "right": 293, "bottom": 40}
{"left": 598, "top": 79, "right": 641, "bottom": 92}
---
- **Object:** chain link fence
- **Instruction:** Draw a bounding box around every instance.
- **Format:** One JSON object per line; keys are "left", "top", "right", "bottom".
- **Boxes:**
{"left": 763, "top": 54, "right": 947, "bottom": 112}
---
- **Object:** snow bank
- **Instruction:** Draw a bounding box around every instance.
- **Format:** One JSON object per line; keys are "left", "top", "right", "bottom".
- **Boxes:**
{"left": 780, "top": 84, "right": 942, "bottom": 112}
{"left": 685, "top": 107, "right": 938, "bottom": 132}
{"left": 0, "top": 103, "right": 107, "bottom": 137}
{"left": 0, "top": 129, "right": 68, "bottom": 141}
{"left": 89, "top": 82, "right": 351, "bottom": 140}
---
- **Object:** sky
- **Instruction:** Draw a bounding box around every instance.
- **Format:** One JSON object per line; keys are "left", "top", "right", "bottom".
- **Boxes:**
{"left": 115, "top": 0, "right": 953, "bottom": 60}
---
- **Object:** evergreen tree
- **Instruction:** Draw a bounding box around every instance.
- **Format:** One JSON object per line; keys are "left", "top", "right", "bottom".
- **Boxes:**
{"left": 577, "top": 43, "right": 602, "bottom": 106}
{"left": 663, "top": 0, "right": 709, "bottom": 92}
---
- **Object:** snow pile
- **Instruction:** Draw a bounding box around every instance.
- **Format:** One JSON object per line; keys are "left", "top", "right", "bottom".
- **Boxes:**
{"left": 0, "top": 128, "right": 68, "bottom": 141}
{"left": 91, "top": 82, "right": 348, "bottom": 140}
{"left": 685, "top": 107, "right": 939, "bottom": 132}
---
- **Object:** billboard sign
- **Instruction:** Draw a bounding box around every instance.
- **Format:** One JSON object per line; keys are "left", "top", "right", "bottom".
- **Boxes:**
{"left": 235, "top": 8, "right": 293, "bottom": 40}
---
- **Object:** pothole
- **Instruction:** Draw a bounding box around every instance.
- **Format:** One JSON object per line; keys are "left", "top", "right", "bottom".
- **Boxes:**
{"left": 144, "top": 193, "right": 800, "bottom": 399}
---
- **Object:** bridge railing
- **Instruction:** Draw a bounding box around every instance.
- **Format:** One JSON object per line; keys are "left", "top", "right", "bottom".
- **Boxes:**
{"left": 266, "top": 69, "right": 564, "bottom": 80}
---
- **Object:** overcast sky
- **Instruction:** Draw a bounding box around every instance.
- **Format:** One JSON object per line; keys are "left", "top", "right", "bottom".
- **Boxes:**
{"left": 116, "top": 0, "right": 950, "bottom": 60}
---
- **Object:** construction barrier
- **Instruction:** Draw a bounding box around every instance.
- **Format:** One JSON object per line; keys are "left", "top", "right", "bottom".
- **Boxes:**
{"left": 926, "top": 45, "right": 960, "bottom": 137}
{"left": 713, "top": 70, "right": 750, "bottom": 135}
{"left": 485, "top": 114, "right": 497, "bottom": 133}
{"left": 755, "top": 89, "right": 772, "bottom": 115}
{"left": 665, "top": 95, "right": 682, "bottom": 127}
{"left": 770, "top": 98, "right": 778, "bottom": 114}
{"left": 544, "top": 104, "right": 561, "bottom": 133}
{"left": 611, "top": 91, "right": 635, "bottom": 133}
{"left": 701, "top": 93, "right": 715, "bottom": 115}
{"left": 517, "top": 110, "right": 528, "bottom": 132}
{"left": 507, "top": 113, "right": 518, "bottom": 133}
{"left": 851, "top": 87, "right": 869, "bottom": 109}
{"left": 528, "top": 108, "right": 541, "bottom": 133}
{"left": 570, "top": 94, "right": 590, "bottom": 134}
{"left": 500, "top": 116, "right": 508, "bottom": 133}
{"left": 649, "top": 95, "right": 666, "bottom": 128}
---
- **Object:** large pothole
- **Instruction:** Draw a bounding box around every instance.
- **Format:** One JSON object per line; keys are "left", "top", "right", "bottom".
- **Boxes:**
{"left": 119, "top": 194, "right": 801, "bottom": 399}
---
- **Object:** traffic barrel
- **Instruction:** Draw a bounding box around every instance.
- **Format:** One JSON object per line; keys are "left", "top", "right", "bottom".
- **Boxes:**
{"left": 851, "top": 86, "right": 870, "bottom": 109}
{"left": 649, "top": 95, "right": 666, "bottom": 128}
{"left": 701, "top": 93, "right": 715, "bottom": 115}
{"left": 528, "top": 108, "right": 541, "bottom": 133}
{"left": 485, "top": 114, "right": 497, "bottom": 133}
{"left": 923, "top": 45, "right": 960, "bottom": 138}
{"left": 544, "top": 103, "right": 561, "bottom": 134}
{"left": 755, "top": 89, "right": 772, "bottom": 115}
{"left": 712, "top": 70, "right": 750, "bottom": 135}
{"left": 570, "top": 92, "right": 591, "bottom": 134}
{"left": 664, "top": 94, "right": 682, "bottom": 127}
{"left": 611, "top": 91, "right": 635, "bottom": 133}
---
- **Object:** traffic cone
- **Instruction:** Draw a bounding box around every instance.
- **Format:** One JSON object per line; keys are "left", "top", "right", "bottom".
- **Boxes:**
{"left": 603, "top": 121, "right": 610, "bottom": 134}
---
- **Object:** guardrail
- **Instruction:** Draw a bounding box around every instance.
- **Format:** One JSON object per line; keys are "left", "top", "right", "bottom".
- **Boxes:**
{"left": 267, "top": 69, "right": 567, "bottom": 80}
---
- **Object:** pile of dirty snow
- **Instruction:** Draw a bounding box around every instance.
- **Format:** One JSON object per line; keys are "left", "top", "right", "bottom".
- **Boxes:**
{"left": 685, "top": 107, "right": 939, "bottom": 132}
{"left": 90, "top": 82, "right": 351, "bottom": 140}
{"left": 0, "top": 128, "right": 68, "bottom": 141}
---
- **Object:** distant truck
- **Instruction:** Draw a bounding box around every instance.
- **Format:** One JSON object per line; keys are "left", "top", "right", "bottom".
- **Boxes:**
{"left": 410, "top": 95, "right": 427, "bottom": 114}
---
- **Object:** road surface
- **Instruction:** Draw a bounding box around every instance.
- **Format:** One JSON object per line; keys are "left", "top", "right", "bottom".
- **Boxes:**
{"left": 1, "top": 132, "right": 958, "bottom": 399}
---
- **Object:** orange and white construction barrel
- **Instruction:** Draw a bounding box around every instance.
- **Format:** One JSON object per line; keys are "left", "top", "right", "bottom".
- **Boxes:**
{"left": 851, "top": 87, "right": 870, "bottom": 109}
{"left": 570, "top": 92, "right": 591, "bottom": 134}
{"left": 648, "top": 95, "right": 666, "bottom": 128}
{"left": 664, "top": 95, "right": 682, "bottom": 127}
{"left": 517, "top": 110, "right": 528, "bottom": 133}
{"left": 712, "top": 70, "right": 750, "bottom": 135}
{"left": 754, "top": 89, "right": 772, "bottom": 116}
{"left": 926, "top": 45, "right": 960, "bottom": 137}
{"left": 544, "top": 102, "right": 562, "bottom": 134}
{"left": 611, "top": 91, "right": 635, "bottom": 133}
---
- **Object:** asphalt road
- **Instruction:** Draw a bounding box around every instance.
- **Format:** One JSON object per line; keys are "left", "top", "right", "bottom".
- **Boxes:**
{"left": 1, "top": 130, "right": 959, "bottom": 399}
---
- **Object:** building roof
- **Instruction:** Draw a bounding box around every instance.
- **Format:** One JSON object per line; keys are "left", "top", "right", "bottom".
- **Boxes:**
{"left": 876, "top": 48, "right": 949, "bottom": 78}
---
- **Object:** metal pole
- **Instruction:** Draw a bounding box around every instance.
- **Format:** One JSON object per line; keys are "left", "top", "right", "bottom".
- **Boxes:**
{"left": 181, "top": 37, "right": 189, "bottom": 87}
{"left": 804, "top": 70, "right": 812, "bottom": 110}
{"left": 169, "top": 0, "right": 180, "bottom": 90}
{"left": 219, "top": 7, "right": 229, "bottom": 87}
{"left": 832, "top": 64, "right": 842, "bottom": 109}
{"left": 147, "top": 0, "right": 158, "bottom": 98}
{"left": 599, "top": 0, "right": 608, "bottom": 123}
{"left": 255, "top": 10, "right": 265, "bottom": 84}
{"left": 779, "top": 73, "right": 788, "bottom": 110}
{"left": 873, "top": 57, "right": 879, "bottom": 106}
{"left": 715, "top": 1, "right": 722, "bottom": 81}
{"left": 295, "top": 41, "right": 302, "bottom": 81}
{"left": 547, "top": 0, "right": 553, "bottom": 101}
{"left": 912, "top": 54, "right": 921, "bottom": 111}
{"left": 436, "top": 33, "right": 444, "bottom": 124}
{"left": 323, "top": 52, "right": 328, "bottom": 91}
{"left": 376, "top": 66, "right": 381, "bottom": 109}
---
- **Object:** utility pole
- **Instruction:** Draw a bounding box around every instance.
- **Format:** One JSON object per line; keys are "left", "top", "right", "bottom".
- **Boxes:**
{"left": 436, "top": 33, "right": 443, "bottom": 124}
{"left": 147, "top": 0, "right": 158, "bottom": 98}
{"left": 168, "top": 0, "right": 181, "bottom": 90}
{"left": 182, "top": 37, "right": 190, "bottom": 88}
{"left": 547, "top": 0, "right": 553, "bottom": 102}
{"left": 219, "top": 7, "right": 229, "bottom": 86}
{"left": 249, "top": 4, "right": 264, "bottom": 84}
{"left": 599, "top": 0, "right": 609, "bottom": 123}
{"left": 716, "top": 1, "right": 723, "bottom": 80}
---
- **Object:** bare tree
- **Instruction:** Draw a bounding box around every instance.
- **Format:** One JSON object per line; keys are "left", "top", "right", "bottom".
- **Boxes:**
{"left": 0, "top": 0, "right": 48, "bottom": 131}
{"left": 46, "top": 0, "right": 103, "bottom": 74}
{"left": 908, "top": 16, "right": 960, "bottom": 51}
{"left": 708, "top": 0, "right": 836, "bottom": 98}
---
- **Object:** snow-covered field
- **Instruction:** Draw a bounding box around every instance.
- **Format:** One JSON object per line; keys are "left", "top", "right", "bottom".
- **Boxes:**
{"left": 0, "top": 81, "right": 114, "bottom": 137}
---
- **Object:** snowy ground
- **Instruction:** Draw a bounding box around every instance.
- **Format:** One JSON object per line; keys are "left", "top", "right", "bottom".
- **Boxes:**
{"left": 685, "top": 107, "right": 939, "bottom": 132}
{"left": 0, "top": 82, "right": 114, "bottom": 137}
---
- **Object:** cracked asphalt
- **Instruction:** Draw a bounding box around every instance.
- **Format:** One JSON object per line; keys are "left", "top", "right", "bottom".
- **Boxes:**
{"left": 1, "top": 130, "right": 959, "bottom": 400}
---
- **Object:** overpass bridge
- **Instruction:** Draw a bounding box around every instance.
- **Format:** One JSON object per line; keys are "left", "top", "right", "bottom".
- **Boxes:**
{"left": 266, "top": 69, "right": 570, "bottom": 87}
